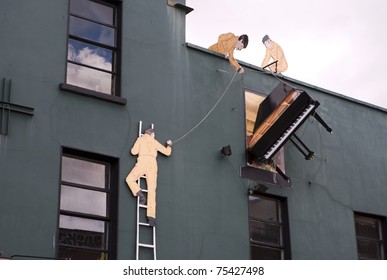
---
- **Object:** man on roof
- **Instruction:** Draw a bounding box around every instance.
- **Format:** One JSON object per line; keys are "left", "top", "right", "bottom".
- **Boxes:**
{"left": 261, "top": 34, "right": 288, "bottom": 74}
{"left": 209, "top": 33, "right": 249, "bottom": 74}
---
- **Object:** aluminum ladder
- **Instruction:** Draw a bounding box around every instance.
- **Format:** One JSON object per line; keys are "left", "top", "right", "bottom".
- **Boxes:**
{"left": 135, "top": 121, "right": 157, "bottom": 260}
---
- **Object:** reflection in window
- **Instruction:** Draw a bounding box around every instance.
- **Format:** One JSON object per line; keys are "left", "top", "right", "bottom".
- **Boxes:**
{"left": 58, "top": 149, "right": 117, "bottom": 260}
{"left": 61, "top": 156, "right": 106, "bottom": 188}
{"left": 355, "top": 213, "right": 385, "bottom": 260}
{"left": 70, "top": 0, "right": 114, "bottom": 25}
{"left": 68, "top": 39, "right": 113, "bottom": 71}
{"left": 59, "top": 215, "right": 106, "bottom": 249}
{"left": 69, "top": 16, "right": 115, "bottom": 46}
{"left": 67, "top": 63, "right": 113, "bottom": 95}
{"left": 66, "top": 0, "right": 120, "bottom": 95}
{"left": 244, "top": 90, "right": 285, "bottom": 172}
{"left": 248, "top": 195, "right": 289, "bottom": 259}
{"left": 60, "top": 185, "right": 107, "bottom": 216}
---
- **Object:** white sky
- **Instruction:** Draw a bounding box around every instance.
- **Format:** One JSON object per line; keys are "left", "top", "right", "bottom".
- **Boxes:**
{"left": 186, "top": 0, "right": 387, "bottom": 109}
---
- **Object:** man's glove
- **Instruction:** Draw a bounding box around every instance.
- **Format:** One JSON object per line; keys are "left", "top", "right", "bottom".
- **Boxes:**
{"left": 167, "top": 140, "right": 173, "bottom": 147}
{"left": 237, "top": 67, "right": 244, "bottom": 74}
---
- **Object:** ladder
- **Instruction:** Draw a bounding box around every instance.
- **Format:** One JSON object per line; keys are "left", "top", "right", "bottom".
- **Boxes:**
{"left": 135, "top": 121, "right": 157, "bottom": 260}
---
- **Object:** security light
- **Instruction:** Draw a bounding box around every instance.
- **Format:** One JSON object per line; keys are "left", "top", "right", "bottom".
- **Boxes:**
{"left": 220, "top": 145, "right": 232, "bottom": 156}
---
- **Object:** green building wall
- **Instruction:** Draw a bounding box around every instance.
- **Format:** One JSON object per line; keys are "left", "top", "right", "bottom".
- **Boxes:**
{"left": 0, "top": 0, "right": 386, "bottom": 260}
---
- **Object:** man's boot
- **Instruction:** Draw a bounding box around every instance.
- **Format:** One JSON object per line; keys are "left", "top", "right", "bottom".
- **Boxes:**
{"left": 148, "top": 217, "right": 156, "bottom": 227}
{"left": 136, "top": 190, "right": 146, "bottom": 205}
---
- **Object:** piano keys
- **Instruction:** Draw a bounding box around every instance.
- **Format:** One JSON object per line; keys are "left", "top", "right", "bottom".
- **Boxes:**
{"left": 262, "top": 99, "right": 317, "bottom": 160}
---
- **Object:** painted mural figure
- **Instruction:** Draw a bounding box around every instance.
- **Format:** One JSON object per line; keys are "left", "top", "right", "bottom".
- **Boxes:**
{"left": 125, "top": 128, "right": 172, "bottom": 227}
{"left": 261, "top": 35, "right": 288, "bottom": 74}
{"left": 209, "top": 32, "right": 249, "bottom": 74}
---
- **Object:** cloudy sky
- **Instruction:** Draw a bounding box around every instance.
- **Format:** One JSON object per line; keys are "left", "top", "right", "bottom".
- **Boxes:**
{"left": 186, "top": 0, "right": 387, "bottom": 109}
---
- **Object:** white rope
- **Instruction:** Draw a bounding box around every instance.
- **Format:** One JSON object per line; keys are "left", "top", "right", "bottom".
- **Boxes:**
{"left": 173, "top": 71, "right": 238, "bottom": 144}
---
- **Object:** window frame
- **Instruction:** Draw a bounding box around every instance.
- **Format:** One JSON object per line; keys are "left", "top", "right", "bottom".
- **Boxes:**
{"left": 248, "top": 193, "right": 291, "bottom": 260}
{"left": 61, "top": 0, "right": 125, "bottom": 104}
{"left": 354, "top": 212, "right": 386, "bottom": 260}
{"left": 242, "top": 89, "right": 291, "bottom": 188}
{"left": 56, "top": 147, "right": 118, "bottom": 260}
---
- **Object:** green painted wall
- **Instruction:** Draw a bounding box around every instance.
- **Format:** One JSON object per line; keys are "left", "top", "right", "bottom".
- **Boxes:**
{"left": 0, "top": 0, "right": 386, "bottom": 260}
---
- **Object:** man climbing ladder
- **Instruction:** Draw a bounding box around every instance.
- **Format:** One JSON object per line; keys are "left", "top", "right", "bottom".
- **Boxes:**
{"left": 125, "top": 127, "right": 173, "bottom": 227}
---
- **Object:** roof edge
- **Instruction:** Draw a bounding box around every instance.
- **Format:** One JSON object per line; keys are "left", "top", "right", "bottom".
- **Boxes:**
{"left": 186, "top": 42, "right": 387, "bottom": 114}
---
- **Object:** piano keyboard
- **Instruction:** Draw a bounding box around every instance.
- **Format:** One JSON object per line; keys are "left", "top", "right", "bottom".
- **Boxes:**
{"left": 263, "top": 103, "right": 316, "bottom": 159}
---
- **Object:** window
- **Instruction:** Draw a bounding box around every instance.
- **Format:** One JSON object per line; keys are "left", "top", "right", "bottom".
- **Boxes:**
{"left": 65, "top": 0, "right": 121, "bottom": 96}
{"left": 354, "top": 213, "right": 386, "bottom": 260}
{"left": 248, "top": 194, "right": 290, "bottom": 259}
{"left": 57, "top": 148, "right": 118, "bottom": 260}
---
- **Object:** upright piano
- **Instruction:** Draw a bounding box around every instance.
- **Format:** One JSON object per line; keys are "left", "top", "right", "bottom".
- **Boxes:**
{"left": 247, "top": 82, "right": 332, "bottom": 180}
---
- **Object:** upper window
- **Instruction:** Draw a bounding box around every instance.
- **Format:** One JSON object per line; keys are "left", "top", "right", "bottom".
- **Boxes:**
{"left": 66, "top": 0, "right": 120, "bottom": 96}
{"left": 57, "top": 148, "right": 118, "bottom": 260}
{"left": 354, "top": 213, "right": 386, "bottom": 260}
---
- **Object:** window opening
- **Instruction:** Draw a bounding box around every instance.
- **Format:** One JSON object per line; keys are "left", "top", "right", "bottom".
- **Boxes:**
{"left": 245, "top": 82, "right": 332, "bottom": 183}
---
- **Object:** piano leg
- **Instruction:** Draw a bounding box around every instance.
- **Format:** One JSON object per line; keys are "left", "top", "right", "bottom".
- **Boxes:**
{"left": 275, "top": 165, "right": 290, "bottom": 182}
{"left": 313, "top": 112, "right": 333, "bottom": 133}
{"left": 290, "top": 134, "right": 315, "bottom": 160}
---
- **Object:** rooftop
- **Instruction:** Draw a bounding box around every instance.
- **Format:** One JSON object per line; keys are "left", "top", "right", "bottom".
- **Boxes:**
{"left": 187, "top": 42, "right": 387, "bottom": 114}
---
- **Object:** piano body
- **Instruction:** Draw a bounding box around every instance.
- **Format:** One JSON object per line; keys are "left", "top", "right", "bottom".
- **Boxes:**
{"left": 247, "top": 82, "right": 332, "bottom": 181}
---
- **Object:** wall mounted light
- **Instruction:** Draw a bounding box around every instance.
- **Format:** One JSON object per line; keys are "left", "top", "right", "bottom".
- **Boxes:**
{"left": 220, "top": 145, "right": 232, "bottom": 156}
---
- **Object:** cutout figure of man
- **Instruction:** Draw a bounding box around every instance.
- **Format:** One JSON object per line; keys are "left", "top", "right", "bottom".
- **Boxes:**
{"left": 209, "top": 33, "right": 249, "bottom": 74}
{"left": 125, "top": 128, "right": 172, "bottom": 227}
{"left": 261, "top": 35, "right": 288, "bottom": 74}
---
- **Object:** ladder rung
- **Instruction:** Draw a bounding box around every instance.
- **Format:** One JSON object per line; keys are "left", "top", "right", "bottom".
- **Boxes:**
{"left": 139, "top": 243, "right": 155, "bottom": 249}
{"left": 139, "top": 204, "right": 147, "bottom": 208}
{"left": 139, "top": 222, "right": 151, "bottom": 227}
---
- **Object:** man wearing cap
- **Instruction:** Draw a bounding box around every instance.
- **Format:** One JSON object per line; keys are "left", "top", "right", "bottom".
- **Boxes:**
{"left": 125, "top": 128, "right": 172, "bottom": 227}
{"left": 209, "top": 33, "right": 249, "bottom": 74}
{"left": 261, "top": 34, "right": 288, "bottom": 73}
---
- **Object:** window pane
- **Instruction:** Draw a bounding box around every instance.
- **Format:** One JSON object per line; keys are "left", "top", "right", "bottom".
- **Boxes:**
{"left": 355, "top": 216, "right": 381, "bottom": 239}
{"left": 251, "top": 244, "right": 282, "bottom": 260}
{"left": 70, "top": 0, "right": 114, "bottom": 25}
{"left": 67, "top": 62, "right": 113, "bottom": 95}
{"left": 357, "top": 239, "right": 382, "bottom": 260}
{"left": 250, "top": 220, "right": 282, "bottom": 246}
{"left": 69, "top": 16, "right": 115, "bottom": 46}
{"left": 61, "top": 156, "right": 106, "bottom": 188}
{"left": 68, "top": 39, "right": 113, "bottom": 71}
{"left": 60, "top": 215, "right": 106, "bottom": 234}
{"left": 249, "top": 196, "right": 280, "bottom": 222}
{"left": 58, "top": 246, "right": 108, "bottom": 260}
{"left": 60, "top": 185, "right": 107, "bottom": 216}
{"left": 59, "top": 215, "right": 105, "bottom": 249}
